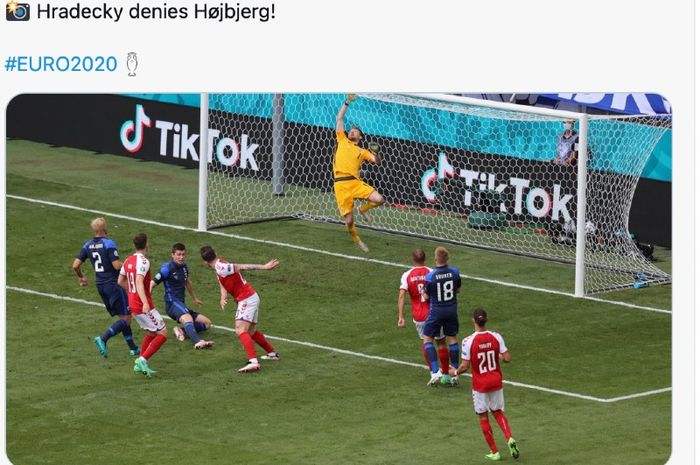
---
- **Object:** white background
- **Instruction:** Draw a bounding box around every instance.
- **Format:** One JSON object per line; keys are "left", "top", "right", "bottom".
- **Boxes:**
{"left": 0, "top": 1, "right": 695, "bottom": 464}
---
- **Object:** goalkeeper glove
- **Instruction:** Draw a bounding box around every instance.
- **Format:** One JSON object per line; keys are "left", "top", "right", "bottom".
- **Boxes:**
{"left": 369, "top": 143, "right": 380, "bottom": 155}
{"left": 345, "top": 93, "right": 357, "bottom": 105}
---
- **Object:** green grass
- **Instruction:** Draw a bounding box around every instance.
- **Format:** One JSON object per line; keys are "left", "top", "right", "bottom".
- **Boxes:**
{"left": 6, "top": 139, "right": 672, "bottom": 465}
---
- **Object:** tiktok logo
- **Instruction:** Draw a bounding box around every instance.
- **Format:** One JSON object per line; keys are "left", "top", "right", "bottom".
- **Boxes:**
{"left": 421, "top": 152, "right": 455, "bottom": 202}
{"left": 120, "top": 104, "right": 152, "bottom": 153}
{"left": 420, "top": 151, "right": 574, "bottom": 221}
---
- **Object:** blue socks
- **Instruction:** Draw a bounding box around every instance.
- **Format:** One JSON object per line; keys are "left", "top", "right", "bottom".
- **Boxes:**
{"left": 183, "top": 322, "right": 201, "bottom": 343}
{"left": 102, "top": 318, "right": 128, "bottom": 342}
{"left": 194, "top": 322, "right": 208, "bottom": 333}
{"left": 449, "top": 343, "right": 460, "bottom": 369}
{"left": 423, "top": 342, "right": 440, "bottom": 373}
{"left": 121, "top": 323, "right": 138, "bottom": 351}
{"left": 102, "top": 319, "right": 138, "bottom": 351}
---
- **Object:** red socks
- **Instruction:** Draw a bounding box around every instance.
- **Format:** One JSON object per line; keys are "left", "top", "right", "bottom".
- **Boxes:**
{"left": 141, "top": 334, "right": 166, "bottom": 360}
{"left": 140, "top": 334, "right": 155, "bottom": 355}
{"left": 492, "top": 410, "right": 512, "bottom": 439}
{"left": 480, "top": 416, "right": 498, "bottom": 453}
{"left": 420, "top": 345, "right": 449, "bottom": 372}
{"left": 479, "top": 411, "right": 512, "bottom": 454}
{"left": 238, "top": 332, "right": 258, "bottom": 360}
{"left": 251, "top": 330, "right": 275, "bottom": 353}
{"left": 438, "top": 346, "right": 450, "bottom": 373}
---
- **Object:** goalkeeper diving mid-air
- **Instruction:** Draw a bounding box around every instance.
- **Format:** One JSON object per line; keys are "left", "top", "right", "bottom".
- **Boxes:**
{"left": 333, "top": 93, "right": 386, "bottom": 253}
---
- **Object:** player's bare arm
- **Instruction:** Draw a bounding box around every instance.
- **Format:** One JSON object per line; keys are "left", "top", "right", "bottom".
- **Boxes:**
{"left": 135, "top": 274, "right": 152, "bottom": 312}
{"left": 117, "top": 273, "right": 127, "bottom": 291}
{"left": 336, "top": 93, "right": 356, "bottom": 132}
{"left": 111, "top": 259, "right": 122, "bottom": 271}
{"left": 236, "top": 259, "right": 280, "bottom": 271}
{"left": 219, "top": 282, "right": 228, "bottom": 310}
{"left": 186, "top": 278, "right": 203, "bottom": 306}
{"left": 451, "top": 359, "right": 471, "bottom": 376}
{"left": 500, "top": 350, "right": 512, "bottom": 363}
{"left": 421, "top": 289, "right": 429, "bottom": 302}
{"left": 397, "top": 289, "right": 407, "bottom": 328}
{"left": 71, "top": 258, "right": 88, "bottom": 286}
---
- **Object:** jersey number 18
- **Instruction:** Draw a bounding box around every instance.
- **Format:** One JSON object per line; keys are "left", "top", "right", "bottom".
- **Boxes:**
{"left": 436, "top": 280, "right": 454, "bottom": 302}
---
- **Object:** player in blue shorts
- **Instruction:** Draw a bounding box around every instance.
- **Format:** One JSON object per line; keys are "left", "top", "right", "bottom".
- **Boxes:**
{"left": 150, "top": 243, "right": 214, "bottom": 349}
{"left": 72, "top": 217, "right": 140, "bottom": 357}
{"left": 422, "top": 246, "right": 462, "bottom": 386}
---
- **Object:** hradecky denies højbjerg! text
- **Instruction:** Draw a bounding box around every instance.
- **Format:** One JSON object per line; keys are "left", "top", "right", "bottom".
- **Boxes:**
{"left": 35, "top": 3, "right": 276, "bottom": 22}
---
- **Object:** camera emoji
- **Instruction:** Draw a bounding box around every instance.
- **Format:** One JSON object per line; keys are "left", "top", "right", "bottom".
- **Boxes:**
{"left": 6, "top": 1, "right": 30, "bottom": 21}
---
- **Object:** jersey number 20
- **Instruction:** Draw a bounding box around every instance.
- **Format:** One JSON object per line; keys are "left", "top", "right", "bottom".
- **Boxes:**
{"left": 477, "top": 350, "right": 497, "bottom": 374}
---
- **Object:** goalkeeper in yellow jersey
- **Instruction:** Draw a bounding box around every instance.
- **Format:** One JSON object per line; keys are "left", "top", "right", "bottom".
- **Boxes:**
{"left": 333, "top": 93, "right": 386, "bottom": 253}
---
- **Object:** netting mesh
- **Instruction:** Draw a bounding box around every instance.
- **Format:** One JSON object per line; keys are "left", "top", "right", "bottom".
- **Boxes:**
{"left": 206, "top": 93, "right": 671, "bottom": 294}
{"left": 582, "top": 116, "right": 671, "bottom": 293}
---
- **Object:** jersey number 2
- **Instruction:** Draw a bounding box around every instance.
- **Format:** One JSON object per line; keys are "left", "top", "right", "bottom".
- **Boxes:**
{"left": 91, "top": 252, "right": 104, "bottom": 272}
{"left": 477, "top": 350, "right": 497, "bottom": 374}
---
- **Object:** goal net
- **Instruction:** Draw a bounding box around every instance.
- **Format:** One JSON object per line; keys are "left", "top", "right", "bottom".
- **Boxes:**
{"left": 202, "top": 93, "right": 671, "bottom": 295}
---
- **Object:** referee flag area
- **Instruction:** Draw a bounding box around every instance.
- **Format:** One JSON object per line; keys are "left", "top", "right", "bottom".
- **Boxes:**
{"left": 5, "top": 138, "right": 671, "bottom": 464}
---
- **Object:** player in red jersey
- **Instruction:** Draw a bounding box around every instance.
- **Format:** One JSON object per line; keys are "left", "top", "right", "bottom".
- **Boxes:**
{"left": 200, "top": 245, "right": 280, "bottom": 373}
{"left": 118, "top": 233, "right": 168, "bottom": 378}
{"left": 397, "top": 249, "right": 451, "bottom": 383}
{"left": 451, "top": 308, "right": 520, "bottom": 461}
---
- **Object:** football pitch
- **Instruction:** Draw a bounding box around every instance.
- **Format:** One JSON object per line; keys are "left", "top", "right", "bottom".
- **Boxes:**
{"left": 5, "top": 139, "right": 672, "bottom": 465}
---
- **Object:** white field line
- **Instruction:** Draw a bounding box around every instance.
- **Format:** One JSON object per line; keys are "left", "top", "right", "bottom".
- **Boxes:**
{"left": 7, "top": 285, "right": 671, "bottom": 404}
{"left": 602, "top": 387, "right": 672, "bottom": 403}
{"left": 7, "top": 195, "right": 671, "bottom": 314}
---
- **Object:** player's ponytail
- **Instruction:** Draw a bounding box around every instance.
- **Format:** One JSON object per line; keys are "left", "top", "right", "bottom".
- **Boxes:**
{"left": 473, "top": 308, "right": 488, "bottom": 327}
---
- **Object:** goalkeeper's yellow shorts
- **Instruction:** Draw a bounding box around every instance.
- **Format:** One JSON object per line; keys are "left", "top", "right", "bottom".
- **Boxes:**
{"left": 333, "top": 177, "right": 376, "bottom": 217}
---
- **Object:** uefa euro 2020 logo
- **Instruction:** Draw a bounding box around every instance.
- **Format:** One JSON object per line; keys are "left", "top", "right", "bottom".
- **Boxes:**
{"left": 6, "top": 1, "right": 30, "bottom": 20}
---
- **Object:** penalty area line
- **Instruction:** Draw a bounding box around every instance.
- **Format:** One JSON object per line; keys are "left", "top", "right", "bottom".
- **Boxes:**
{"left": 7, "top": 285, "right": 671, "bottom": 404}
{"left": 7, "top": 195, "right": 671, "bottom": 314}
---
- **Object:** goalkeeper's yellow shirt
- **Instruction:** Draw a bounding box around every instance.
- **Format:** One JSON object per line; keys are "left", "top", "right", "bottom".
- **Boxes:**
{"left": 333, "top": 131, "right": 373, "bottom": 179}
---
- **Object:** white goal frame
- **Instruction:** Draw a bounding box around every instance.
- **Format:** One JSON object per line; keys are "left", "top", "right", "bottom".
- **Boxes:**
{"left": 404, "top": 94, "right": 590, "bottom": 297}
{"left": 198, "top": 92, "right": 667, "bottom": 298}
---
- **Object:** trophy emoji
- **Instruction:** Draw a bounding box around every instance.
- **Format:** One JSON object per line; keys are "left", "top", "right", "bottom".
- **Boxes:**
{"left": 127, "top": 52, "right": 138, "bottom": 77}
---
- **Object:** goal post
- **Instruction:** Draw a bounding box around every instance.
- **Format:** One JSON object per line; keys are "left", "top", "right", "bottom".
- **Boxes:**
{"left": 197, "top": 92, "right": 209, "bottom": 232}
{"left": 198, "top": 92, "right": 671, "bottom": 296}
{"left": 574, "top": 114, "right": 589, "bottom": 298}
